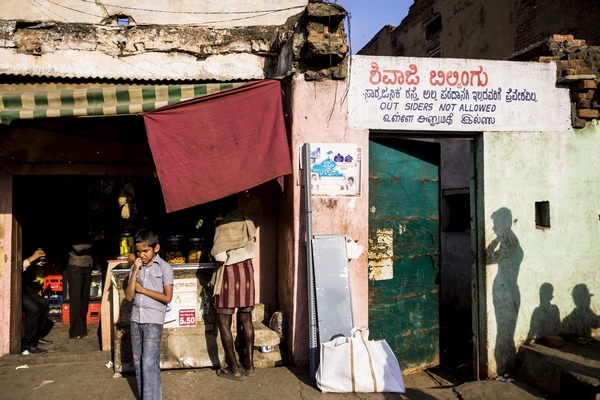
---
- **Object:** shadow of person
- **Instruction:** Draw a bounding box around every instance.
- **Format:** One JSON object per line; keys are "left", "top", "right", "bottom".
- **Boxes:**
{"left": 486, "top": 207, "right": 523, "bottom": 373}
{"left": 527, "top": 282, "right": 561, "bottom": 342}
{"left": 561, "top": 284, "right": 600, "bottom": 337}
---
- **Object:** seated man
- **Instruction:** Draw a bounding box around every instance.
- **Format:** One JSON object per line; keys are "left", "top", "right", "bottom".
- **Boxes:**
{"left": 22, "top": 249, "right": 53, "bottom": 355}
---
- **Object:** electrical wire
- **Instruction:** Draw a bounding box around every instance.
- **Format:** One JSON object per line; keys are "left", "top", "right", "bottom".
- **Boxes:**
{"left": 45, "top": 0, "right": 105, "bottom": 18}
{"left": 29, "top": 0, "right": 69, "bottom": 22}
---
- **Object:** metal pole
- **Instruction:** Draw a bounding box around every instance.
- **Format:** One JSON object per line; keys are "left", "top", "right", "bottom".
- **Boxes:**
{"left": 302, "top": 143, "right": 318, "bottom": 381}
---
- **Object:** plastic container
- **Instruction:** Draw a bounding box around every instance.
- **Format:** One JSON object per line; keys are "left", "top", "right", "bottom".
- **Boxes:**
{"left": 164, "top": 236, "right": 185, "bottom": 264}
{"left": 62, "top": 302, "right": 101, "bottom": 326}
{"left": 187, "top": 237, "right": 206, "bottom": 263}
{"left": 119, "top": 231, "right": 134, "bottom": 256}
{"left": 47, "top": 294, "right": 63, "bottom": 307}
{"left": 43, "top": 275, "right": 63, "bottom": 292}
{"left": 48, "top": 313, "right": 62, "bottom": 323}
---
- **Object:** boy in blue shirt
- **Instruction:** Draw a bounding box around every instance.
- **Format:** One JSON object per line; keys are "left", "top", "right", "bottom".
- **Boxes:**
{"left": 126, "top": 229, "right": 174, "bottom": 400}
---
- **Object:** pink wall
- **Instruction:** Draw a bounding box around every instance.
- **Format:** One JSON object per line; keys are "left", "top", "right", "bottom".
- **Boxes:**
{"left": 237, "top": 181, "right": 279, "bottom": 313}
{"left": 283, "top": 79, "right": 369, "bottom": 365}
{"left": 0, "top": 170, "right": 13, "bottom": 356}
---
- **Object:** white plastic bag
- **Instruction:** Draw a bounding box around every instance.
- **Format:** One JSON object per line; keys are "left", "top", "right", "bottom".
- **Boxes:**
{"left": 315, "top": 327, "right": 405, "bottom": 393}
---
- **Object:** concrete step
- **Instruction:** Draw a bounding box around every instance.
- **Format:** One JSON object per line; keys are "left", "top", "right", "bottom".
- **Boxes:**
{"left": 0, "top": 350, "right": 110, "bottom": 367}
{"left": 254, "top": 322, "right": 282, "bottom": 347}
{"left": 253, "top": 345, "right": 283, "bottom": 368}
{"left": 516, "top": 341, "right": 600, "bottom": 399}
{"left": 252, "top": 302, "right": 270, "bottom": 323}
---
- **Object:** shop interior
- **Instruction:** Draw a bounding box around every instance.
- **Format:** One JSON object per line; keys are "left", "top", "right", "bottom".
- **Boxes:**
{"left": 6, "top": 114, "right": 239, "bottom": 324}
{"left": 16, "top": 174, "right": 225, "bottom": 272}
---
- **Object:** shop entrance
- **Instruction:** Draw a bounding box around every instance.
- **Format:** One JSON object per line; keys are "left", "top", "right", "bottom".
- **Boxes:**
{"left": 5, "top": 109, "right": 282, "bottom": 355}
{"left": 368, "top": 135, "right": 477, "bottom": 378}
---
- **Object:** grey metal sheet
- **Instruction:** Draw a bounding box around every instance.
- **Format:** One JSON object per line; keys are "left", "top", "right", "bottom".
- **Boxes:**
{"left": 312, "top": 234, "right": 354, "bottom": 344}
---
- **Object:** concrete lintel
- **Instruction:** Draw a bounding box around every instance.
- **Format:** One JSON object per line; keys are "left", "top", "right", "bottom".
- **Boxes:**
{"left": 0, "top": 49, "right": 268, "bottom": 81}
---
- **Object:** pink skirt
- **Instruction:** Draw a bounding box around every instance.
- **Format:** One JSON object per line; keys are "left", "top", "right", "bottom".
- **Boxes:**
{"left": 214, "top": 259, "right": 255, "bottom": 309}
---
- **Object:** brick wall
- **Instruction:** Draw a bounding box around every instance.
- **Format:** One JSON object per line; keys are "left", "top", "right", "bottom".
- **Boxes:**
{"left": 537, "top": 35, "right": 600, "bottom": 128}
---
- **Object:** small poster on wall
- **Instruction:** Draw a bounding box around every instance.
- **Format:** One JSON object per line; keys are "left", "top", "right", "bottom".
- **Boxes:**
{"left": 164, "top": 278, "right": 198, "bottom": 328}
{"left": 309, "top": 143, "right": 362, "bottom": 198}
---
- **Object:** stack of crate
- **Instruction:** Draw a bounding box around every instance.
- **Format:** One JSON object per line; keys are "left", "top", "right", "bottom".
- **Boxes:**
{"left": 47, "top": 295, "right": 63, "bottom": 323}
{"left": 43, "top": 261, "right": 63, "bottom": 323}
{"left": 61, "top": 271, "right": 103, "bottom": 326}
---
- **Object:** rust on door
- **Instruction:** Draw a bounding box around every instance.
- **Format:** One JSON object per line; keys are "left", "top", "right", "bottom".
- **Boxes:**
{"left": 368, "top": 138, "right": 440, "bottom": 373}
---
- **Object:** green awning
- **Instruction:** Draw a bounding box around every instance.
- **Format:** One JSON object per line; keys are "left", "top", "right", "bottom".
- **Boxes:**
{"left": 0, "top": 82, "right": 245, "bottom": 125}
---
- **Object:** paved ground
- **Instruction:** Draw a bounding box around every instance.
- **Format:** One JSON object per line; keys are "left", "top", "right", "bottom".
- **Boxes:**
{"left": 0, "top": 325, "right": 550, "bottom": 400}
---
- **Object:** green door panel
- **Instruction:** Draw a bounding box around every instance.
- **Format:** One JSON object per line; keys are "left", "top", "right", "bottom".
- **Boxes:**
{"left": 368, "top": 138, "right": 440, "bottom": 373}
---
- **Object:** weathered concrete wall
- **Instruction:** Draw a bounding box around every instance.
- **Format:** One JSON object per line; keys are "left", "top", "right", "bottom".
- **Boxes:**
{"left": 284, "top": 78, "right": 368, "bottom": 365}
{"left": 0, "top": 2, "right": 348, "bottom": 82}
{"left": 2, "top": 1, "right": 308, "bottom": 27}
{"left": 481, "top": 122, "right": 600, "bottom": 376}
{"left": 238, "top": 182, "right": 279, "bottom": 313}
{"left": 0, "top": 20, "right": 295, "bottom": 80}
{"left": 0, "top": 170, "right": 13, "bottom": 356}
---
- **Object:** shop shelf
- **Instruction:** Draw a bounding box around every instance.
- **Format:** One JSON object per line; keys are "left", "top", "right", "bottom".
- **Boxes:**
{"left": 62, "top": 302, "right": 101, "bottom": 326}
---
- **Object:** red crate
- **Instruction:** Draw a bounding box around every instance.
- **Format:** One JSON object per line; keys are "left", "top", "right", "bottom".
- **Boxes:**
{"left": 62, "top": 302, "right": 101, "bottom": 326}
{"left": 43, "top": 274, "right": 63, "bottom": 292}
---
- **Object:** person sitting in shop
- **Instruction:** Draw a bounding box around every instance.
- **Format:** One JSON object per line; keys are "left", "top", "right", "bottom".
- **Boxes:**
{"left": 210, "top": 194, "right": 257, "bottom": 381}
{"left": 22, "top": 248, "right": 53, "bottom": 355}
{"left": 125, "top": 229, "right": 173, "bottom": 400}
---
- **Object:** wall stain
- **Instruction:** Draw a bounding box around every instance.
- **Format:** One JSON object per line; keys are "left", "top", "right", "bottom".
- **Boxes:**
{"left": 318, "top": 198, "right": 338, "bottom": 209}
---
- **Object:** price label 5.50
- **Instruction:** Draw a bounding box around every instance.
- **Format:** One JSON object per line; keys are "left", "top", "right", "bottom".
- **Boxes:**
{"left": 178, "top": 309, "right": 196, "bottom": 327}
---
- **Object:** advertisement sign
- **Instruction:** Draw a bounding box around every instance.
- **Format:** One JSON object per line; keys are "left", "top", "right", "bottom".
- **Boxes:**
{"left": 307, "top": 143, "right": 362, "bottom": 198}
{"left": 164, "top": 278, "right": 198, "bottom": 328}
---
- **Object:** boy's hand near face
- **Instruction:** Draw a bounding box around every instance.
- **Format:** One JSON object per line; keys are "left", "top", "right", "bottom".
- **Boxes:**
{"left": 127, "top": 253, "right": 136, "bottom": 264}
{"left": 125, "top": 257, "right": 143, "bottom": 301}
{"left": 133, "top": 257, "right": 143, "bottom": 272}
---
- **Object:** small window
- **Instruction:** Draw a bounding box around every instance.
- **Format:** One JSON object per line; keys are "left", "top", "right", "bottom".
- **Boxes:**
{"left": 425, "top": 14, "right": 442, "bottom": 40}
{"left": 441, "top": 191, "right": 470, "bottom": 232}
{"left": 535, "top": 201, "right": 550, "bottom": 228}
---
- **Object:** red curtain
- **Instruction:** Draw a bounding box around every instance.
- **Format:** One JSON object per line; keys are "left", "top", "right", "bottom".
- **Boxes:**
{"left": 143, "top": 80, "right": 292, "bottom": 212}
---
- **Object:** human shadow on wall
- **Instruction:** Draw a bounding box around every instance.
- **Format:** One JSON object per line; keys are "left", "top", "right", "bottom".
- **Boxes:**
{"left": 486, "top": 207, "right": 523, "bottom": 373}
{"left": 561, "top": 284, "right": 600, "bottom": 337}
{"left": 527, "top": 282, "right": 561, "bottom": 342}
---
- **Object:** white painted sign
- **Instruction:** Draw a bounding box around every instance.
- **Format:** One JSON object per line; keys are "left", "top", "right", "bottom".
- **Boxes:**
{"left": 348, "top": 56, "right": 572, "bottom": 132}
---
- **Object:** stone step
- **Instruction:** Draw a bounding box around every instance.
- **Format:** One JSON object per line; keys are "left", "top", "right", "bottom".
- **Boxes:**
{"left": 253, "top": 344, "right": 283, "bottom": 369}
{"left": 253, "top": 322, "right": 282, "bottom": 347}
{"left": 516, "top": 342, "right": 600, "bottom": 400}
{"left": 252, "top": 302, "right": 270, "bottom": 323}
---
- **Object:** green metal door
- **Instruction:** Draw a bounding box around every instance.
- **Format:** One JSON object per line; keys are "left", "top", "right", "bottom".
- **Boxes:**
{"left": 368, "top": 138, "right": 440, "bottom": 373}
